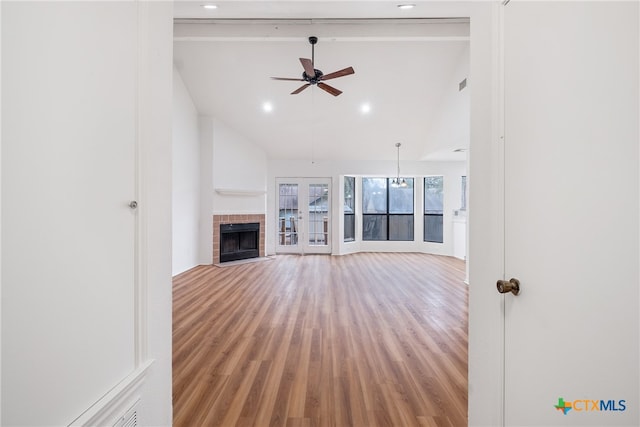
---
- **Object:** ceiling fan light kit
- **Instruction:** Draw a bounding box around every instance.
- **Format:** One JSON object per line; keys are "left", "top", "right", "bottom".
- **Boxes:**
{"left": 271, "top": 36, "right": 355, "bottom": 97}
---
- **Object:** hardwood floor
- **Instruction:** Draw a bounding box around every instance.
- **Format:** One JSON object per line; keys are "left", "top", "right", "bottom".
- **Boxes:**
{"left": 173, "top": 253, "right": 468, "bottom": 427}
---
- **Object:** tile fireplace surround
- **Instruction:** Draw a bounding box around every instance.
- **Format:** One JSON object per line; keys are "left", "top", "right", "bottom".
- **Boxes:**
{"left": 213, "top": 214, "right": 265, "bottom": 265}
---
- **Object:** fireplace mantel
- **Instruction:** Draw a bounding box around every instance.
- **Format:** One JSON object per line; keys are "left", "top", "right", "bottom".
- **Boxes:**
{"left": 215, "top": 188, "right": 266, "bottom": 196}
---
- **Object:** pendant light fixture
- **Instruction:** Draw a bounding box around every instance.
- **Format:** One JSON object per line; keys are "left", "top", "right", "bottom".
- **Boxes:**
{"left": 391, "top": 142, "right": 408, "bottom": 187}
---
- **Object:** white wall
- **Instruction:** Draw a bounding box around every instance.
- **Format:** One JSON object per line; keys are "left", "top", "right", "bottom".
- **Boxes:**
{"left": 172, "top": 98, "right": 269, "bottom": 270}
{"left": 423, "top": 44, "right": 470, "bottom": 160}
{"left": 212, "top": 118, "right": 268, "bottom": 215}
{"left": 266, "top": 159, "right": 466, "bottom": 257}
{"left": 199, "top": 116, "right": 214, "bottom": 265}
{"left": 172, "top": 67, "right": 201, "bottom": 275}
{"left": 1, "top": 2, "right": 173, "bottom": 425}
{"left": 182, "top": 116, "right": 267, "bottom": 265}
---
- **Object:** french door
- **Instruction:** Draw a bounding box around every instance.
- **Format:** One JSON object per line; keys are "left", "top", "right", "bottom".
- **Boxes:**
{"left": 276, "top": 178, "right": 331, "bottom": 254}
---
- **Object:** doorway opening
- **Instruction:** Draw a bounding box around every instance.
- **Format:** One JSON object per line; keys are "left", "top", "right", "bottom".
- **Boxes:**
{"left": 171, "top": 13, "right": 477, "bottom": 426}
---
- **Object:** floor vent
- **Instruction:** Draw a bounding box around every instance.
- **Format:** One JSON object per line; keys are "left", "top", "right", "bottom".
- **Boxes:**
{"left": 114, "top": 399, "right": 139, "bottom": 427}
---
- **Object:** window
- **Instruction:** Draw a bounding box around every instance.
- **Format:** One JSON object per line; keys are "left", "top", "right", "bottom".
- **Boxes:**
{"left": 344, "top": 176, "right": 355, "bottom": 242}
{"left": 363, "top": 178, "right": 414, "bottom": 241}
{"left": 424, "top": 176, "right": 444, "bottom": 243}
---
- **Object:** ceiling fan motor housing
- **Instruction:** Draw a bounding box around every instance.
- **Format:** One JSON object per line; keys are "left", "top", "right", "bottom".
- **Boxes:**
{"left": 302, "top": 69, "right": 323, "bottom": 84}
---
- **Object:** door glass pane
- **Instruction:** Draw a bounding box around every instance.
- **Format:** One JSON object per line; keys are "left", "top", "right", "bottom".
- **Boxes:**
{"left": 278, "top": 183, "right": 298, "bottom": 246}
{"left": 308, "top": 183, "right": 329, "bottom": 246}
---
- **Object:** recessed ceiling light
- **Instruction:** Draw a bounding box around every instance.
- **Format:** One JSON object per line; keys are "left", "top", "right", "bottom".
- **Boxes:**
{"left": 202, "top": 4, "right": 218, "bottom": 10}
{"left": 360, "top": 103, "right": 371, "bottom": 114}
{"left": 397, "top": 4, "right": 416, "bottom": 10}
{"left": 262, "top": 102, "right": 273, "bottom": 113}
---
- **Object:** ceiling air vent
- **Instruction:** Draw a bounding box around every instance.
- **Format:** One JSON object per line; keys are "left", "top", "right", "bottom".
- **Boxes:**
{"left": 459, "top": 78, "right": 467, "bottom": 91}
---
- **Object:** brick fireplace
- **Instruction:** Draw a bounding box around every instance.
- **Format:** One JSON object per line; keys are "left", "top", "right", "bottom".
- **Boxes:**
{"left": 213, "top": 214, "right": 265, "bottom": 265}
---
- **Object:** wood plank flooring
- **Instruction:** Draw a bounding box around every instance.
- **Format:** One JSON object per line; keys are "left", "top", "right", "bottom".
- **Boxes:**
{"left": 173, "top": 253, "right": 468, "bottom": 427}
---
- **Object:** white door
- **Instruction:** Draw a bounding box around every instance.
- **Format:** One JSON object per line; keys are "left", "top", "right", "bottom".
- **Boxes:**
{"left": 2, "top": 2, "right": 138, "bottom": 424}
{"left": 502, "top": 1, "right": 638, "bottom": 425}
{"left": 276, "top": 178, "right": 332, "bottom": 254}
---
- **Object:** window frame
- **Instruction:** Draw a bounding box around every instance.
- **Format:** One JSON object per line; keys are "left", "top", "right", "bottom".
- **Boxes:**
{"left": 362, "top": 177, "right": 414, "bottom": 241}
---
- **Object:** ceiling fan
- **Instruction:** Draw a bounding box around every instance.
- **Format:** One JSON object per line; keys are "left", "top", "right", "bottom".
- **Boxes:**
{"left": 271, "top": 36, "right": 355, "bottom": 97}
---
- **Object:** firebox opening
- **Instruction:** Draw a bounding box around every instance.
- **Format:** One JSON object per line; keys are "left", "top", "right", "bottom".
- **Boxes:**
{"left": 220, "top": 222, "right": 260, "bottom": 263}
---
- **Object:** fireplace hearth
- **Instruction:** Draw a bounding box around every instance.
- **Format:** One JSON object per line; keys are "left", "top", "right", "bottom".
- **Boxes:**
{"left": 220, "top": 222, "right": 260, "bottom": 263}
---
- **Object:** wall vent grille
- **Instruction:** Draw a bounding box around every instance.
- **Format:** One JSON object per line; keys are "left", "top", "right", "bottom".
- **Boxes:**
{"left": 113, "top": 399, "right": 139, "bottom": 427}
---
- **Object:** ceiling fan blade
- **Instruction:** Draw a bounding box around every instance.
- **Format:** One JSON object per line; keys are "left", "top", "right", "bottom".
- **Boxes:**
{"left": 299, "top": 58, "right": 315, "bottom": 77}
{"left": 319, "top": 66, "right": 355, "bottom": 81}
{"left": 291, "top": 84, "right": 311, "bottom": 95}
{"left": 271, "top": 77, "right": 305, "bottom": 81}
{"left": 317, "top": 82, "right": 342, "bottom": 97}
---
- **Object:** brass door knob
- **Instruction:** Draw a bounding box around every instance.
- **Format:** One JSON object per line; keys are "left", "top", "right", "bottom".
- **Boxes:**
{"left": 497, "top": 278, "right": 520, "bottom": 295}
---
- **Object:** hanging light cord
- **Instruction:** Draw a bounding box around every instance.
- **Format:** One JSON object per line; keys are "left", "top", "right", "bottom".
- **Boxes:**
{"left": 311, "top": 87, "right": 316, "bottom": 164}
{"left": 393, "top": 143, "right": 407, "bottom": 187}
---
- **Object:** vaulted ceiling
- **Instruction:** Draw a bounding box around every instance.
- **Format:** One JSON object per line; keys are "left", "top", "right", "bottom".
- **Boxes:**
{"left": 173, "top": 1, "right": 470, "bottom": 162}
